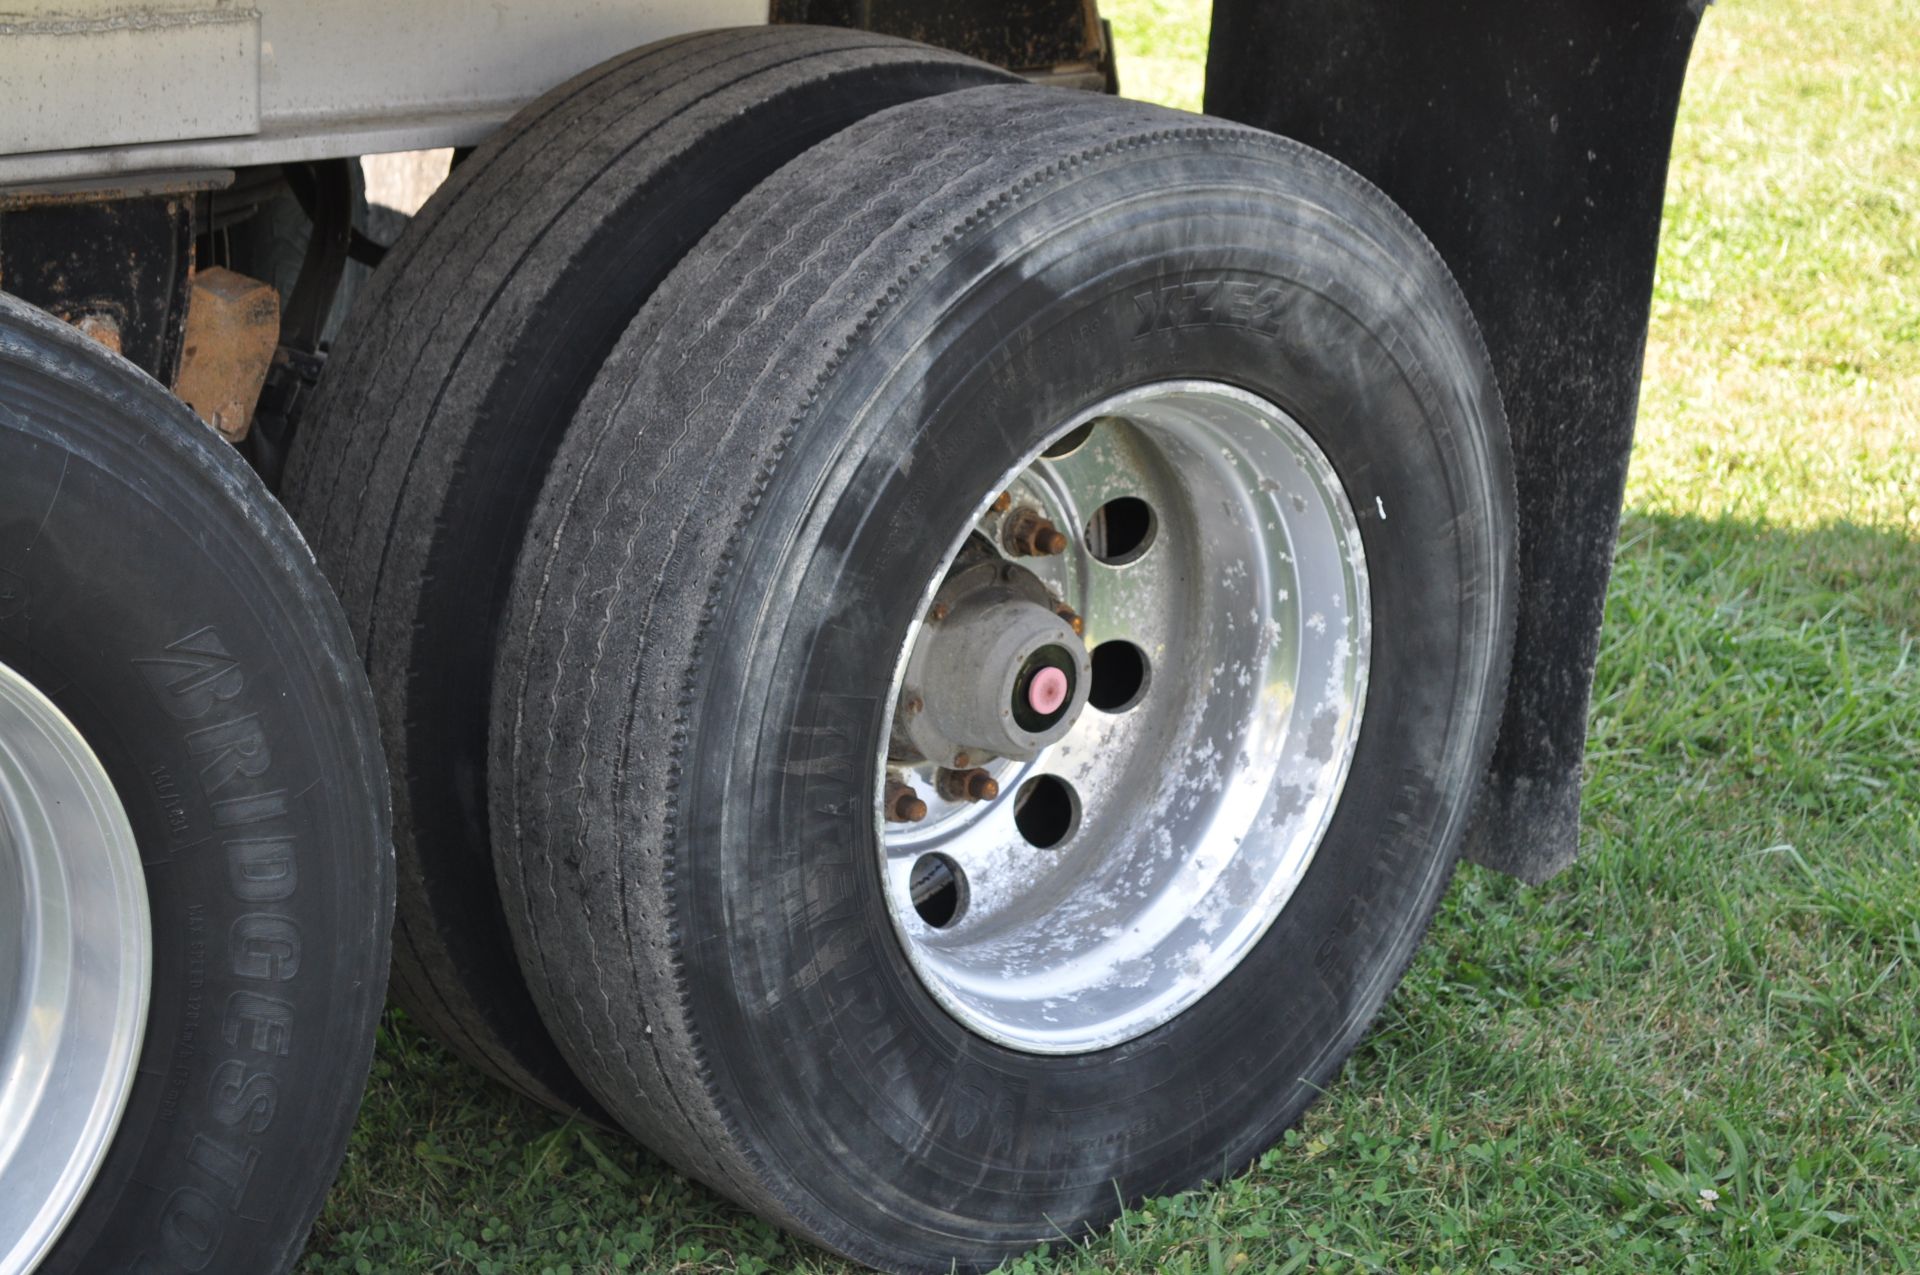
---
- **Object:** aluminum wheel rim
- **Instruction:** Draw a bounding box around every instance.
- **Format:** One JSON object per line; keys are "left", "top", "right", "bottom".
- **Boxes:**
{"left": 876, "top": 381, "right": 1371, "bottom": 1054}
{"left": 0, "top": 662, "right": 150, "bottom": 1275}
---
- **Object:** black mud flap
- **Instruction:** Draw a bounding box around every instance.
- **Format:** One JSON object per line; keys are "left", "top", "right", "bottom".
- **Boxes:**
{"left": 1207, "top": 0, "right": 1708, "bottom": 882}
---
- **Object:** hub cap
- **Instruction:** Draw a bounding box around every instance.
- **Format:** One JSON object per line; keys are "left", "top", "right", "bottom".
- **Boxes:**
{"left": 0, "top": 662, "right": 150, "bottom": 1275}
{"left": 877, "top": 382, "right": 1370, "bottom": 1053}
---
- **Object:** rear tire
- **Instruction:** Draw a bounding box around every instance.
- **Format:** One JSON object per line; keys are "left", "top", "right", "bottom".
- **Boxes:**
{"left": 492, "top": 86, "right": 1514, "bottom": 1272}
{"left": 280, "top": 26, "right": 1013, "bottom": 1115}
{"left": 0, "top": 294, "right": 391, "bottom": 1275}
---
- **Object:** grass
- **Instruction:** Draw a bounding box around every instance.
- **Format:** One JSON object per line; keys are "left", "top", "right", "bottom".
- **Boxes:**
{"left": 301, "top": 0, "right": 1919, "bottom": 1270}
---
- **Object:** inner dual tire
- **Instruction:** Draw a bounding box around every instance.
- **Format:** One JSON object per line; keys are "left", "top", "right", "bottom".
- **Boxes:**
{"left": 282, "top": 27, "right": 1016, "bottom": 1114}
{"left": 0, "top": 294, "right": 390, "bottom": 1274}
{"left": 491, "top": 83, "right": 1514, "bottom": 1273}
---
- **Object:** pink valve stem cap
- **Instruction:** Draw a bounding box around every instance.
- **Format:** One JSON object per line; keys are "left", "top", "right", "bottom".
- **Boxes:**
{"left": 1028, "top": 666, "right": 1069, "bottom": 715}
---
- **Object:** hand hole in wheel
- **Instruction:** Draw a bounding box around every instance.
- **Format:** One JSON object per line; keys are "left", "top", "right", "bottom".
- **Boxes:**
{"left": 1040, "top": 418, "right": 1097, "bottom": 458}
{"left": 1086, "top": 496, "right": 1155, "bottom": 564}
{"left": 909, "top": 853, "right": 967, "bottom": 928}
{"left": 1088, "top": 640, "right": 1150, "bottom": 712}
{"left": 1013, "top": 774, "right": 1078, "bottom": 848}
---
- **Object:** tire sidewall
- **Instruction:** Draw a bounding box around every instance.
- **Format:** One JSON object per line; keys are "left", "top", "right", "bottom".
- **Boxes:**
{"left": 670, "top": 155, "right": 1509, "bottom": 1262}
{"left": 282, "top": 30, "right": 1013, "bottom": 1117}
{"left": 0, "top": 325, "right": 389, "bottom": 1275}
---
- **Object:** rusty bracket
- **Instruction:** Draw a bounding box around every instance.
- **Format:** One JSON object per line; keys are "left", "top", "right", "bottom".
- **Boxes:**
{"left": 172, "top": 266, "right": 281, "bottom": 444}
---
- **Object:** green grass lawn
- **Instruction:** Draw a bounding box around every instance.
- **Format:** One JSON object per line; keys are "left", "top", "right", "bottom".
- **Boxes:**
{"left": 302, "top": 1, "right": 1918, "bottom": 1270}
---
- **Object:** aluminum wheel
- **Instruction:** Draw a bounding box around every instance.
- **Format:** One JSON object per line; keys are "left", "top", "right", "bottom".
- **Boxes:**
{"left": 877, "top": 382, "right": 1372, "bottom": 1054}
{"left": 0, "top": 662, "right": 150, "bottom": 1275}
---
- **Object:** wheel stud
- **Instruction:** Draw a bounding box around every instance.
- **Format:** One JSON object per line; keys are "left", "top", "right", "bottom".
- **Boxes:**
{"left": 991, "top": 490, "right": 1012, "bottom": 513}
{"left": 1053, "top": 602, "right": 1083, "bottom": 635}
{"left": 937, "top": 766, "right": 999, "bottom": 803}
{"left": 1003, "top": 506, "right": 1067, "bottom": 557}
{"left": 885, "top": 778, "right": 928, "bottom": 823}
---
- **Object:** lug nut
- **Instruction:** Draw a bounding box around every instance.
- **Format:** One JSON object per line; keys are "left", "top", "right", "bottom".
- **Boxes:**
{"left": 1004, "top": 506, "right": 1068, "bottom": 557}
{"left": 937, "top": 767, "right": 1000, "bottom": 804}
{"left": 885, "top": 779, "right": 928, "bottom": 823}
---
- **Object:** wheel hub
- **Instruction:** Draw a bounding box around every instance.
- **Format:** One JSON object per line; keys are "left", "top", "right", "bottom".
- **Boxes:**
{"left": 875, "top": 382, "right": 1371, "bottom": 1055}
{"left": 892, "top": 556, "right": 1092, "bottom": 768}
{"left": 0, "top": 662, "right": 150, "bottom": 1275}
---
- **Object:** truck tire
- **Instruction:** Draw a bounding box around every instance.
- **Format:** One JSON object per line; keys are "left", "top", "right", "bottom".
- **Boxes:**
{"left": 0, "top": 294, "right": 391, "bottom": 1275}
{"left": 491, "top": 86, "right": 1515, "bottom": 1272}
{"left": 280, "top": 28, "right": 1013, "bottom": 1115}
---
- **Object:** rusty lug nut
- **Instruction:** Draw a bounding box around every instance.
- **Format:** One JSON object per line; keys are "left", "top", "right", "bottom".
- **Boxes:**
{"left": 991, "top": 490, "right": 1013, "bottom": 514}
{"left": 1054, "top": 603, "right": 1084, "bottom": 636}
{"left": 937, "top": 767, "right": 1000, "bottom": 804}
{"left": 1004, "top": 506, "right": 1068, "bottom": 557}
{"left": 885, "top": 779, "right": 928, "bottom": 823}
